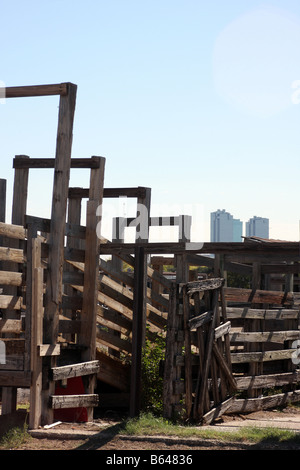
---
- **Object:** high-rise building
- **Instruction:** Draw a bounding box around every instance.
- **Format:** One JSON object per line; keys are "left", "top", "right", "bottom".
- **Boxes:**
{"left": 210, "top": 209, "right": 243, "bottom": 242}
{"left": 246, "top": 216, "right": 269, "bottom": 239}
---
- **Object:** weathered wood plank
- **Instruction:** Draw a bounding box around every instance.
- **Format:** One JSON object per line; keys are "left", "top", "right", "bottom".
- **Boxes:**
{"left": 188, "top": 311, "right": 213, "bottom": 330}
{"left": 0, "top": 319, "right": 22, "bottom": 334}
{"left": 227, "top": 390, "right": 300, "bottom": 414}
{"left": 0, "top": 222, "right": 26, "bottom": 240}
{"left": 0, "top": 294, "right": 24, "bottom": 310}
{"left": 202, "top": 397, "right": 235, "bottom": 425}
{"left": 0, "top": 247, "right": 24, "bottom": 263}
{"left": 0, "top": 271, "right": 23, "bottom": 286}
{"left": 235, "top": 371, "right": 300, "bottom": 390}
{"left": 231, "top": 349, "right": 296, "bottom": 363}
{"left": 51, "top": 360, "right": 100, "bottom": 381}
{"left": 226, "top": 307, "right": 299, "bottom": 320}
{"left": 38, "top": 344, "right": 61, "bottom": 357}
{"left": 50, "top": 394, "right": 99, "bottom": 410}
{"left": 230, "top": 330, "right": 300, "bottom": 343}
{"left": 215, "top": 321, "right": 231, "bottom": 340}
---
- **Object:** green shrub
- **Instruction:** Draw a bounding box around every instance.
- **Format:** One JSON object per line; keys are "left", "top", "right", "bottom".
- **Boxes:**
{"left": 141, "top": 328, "right": 165, "bottom": 415}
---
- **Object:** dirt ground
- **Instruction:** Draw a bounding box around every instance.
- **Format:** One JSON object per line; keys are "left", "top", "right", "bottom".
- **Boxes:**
{"left": 4, "top": 407, "right": 300, "bottom": 451}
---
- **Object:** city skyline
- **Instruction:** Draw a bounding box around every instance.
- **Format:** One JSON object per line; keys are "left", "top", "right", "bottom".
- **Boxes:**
{"left": 210, "top": 209, "right": 269, "bottom": 242}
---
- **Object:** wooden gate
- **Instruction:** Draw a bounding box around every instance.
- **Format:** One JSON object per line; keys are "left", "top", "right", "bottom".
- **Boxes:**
{"left": 163, "top": 278, "right": 236, "bottom": 423}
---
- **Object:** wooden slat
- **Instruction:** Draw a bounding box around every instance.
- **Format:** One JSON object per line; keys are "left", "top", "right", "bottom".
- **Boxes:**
{"left": 235, "top": 371, "right": 300, "bottom": 390}
{"left": 226, "top": 307, "right": 299, "bottom": 320}
{"left": 215, "top": 321, "right": 231, "bottom": 340}
{"left": 0, "top": 295, "right": 24, "bottom": 309}
{"left": 38, "top": 344, "right": 61, "bottom": 357}
{"left": 188, "top": 311, "right": 213, "bottom": 330}
{"left": 51, "top": 360, "right": 100, "bottom": 381}
{"left": 228, "top": 390, "right": 300, "bottom": 414}
{"left": 0, "top": 271, "right": 23, "bottom": 286}
{"left": 0, "top": 319, "right": 22, "bottom": 334}
{"left": 230, "top": 330, "right": 300, "bottom": 343}
{"left": 187, "top": 278, "right": 224, "bottom": 295}
{"left": 231, "top": 349, "right": 296, "bottom": 364}
{"left": 0, "top": 247, "right": 24, "bottom": 263}
{"left": 0, "top": 222, "right": 26, "bottom": 240}
{"left": 50, "top": 394, "right": 99, "bottom": 409}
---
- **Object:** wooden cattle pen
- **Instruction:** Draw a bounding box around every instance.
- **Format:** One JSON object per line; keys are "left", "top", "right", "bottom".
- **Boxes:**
{"left": 1, "top": 83, "right": 300, "bottom": 429}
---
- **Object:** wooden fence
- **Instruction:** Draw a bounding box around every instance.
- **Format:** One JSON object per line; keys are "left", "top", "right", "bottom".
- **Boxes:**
{"left": 162, "top": 276, "right": 300, "bottom": 423}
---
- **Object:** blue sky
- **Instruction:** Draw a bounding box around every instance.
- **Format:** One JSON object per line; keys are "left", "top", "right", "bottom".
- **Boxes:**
{"left": 1, "top": 0, "right": 300, "bottom": 242}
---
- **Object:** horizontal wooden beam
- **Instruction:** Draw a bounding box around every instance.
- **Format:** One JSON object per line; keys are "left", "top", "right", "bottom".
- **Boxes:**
{"left": 230, "top": 330, "right": 300, "bottom": 343}
{"left": 0, "top": 295, "right": 24, "bottom": 310}
{"left": 51, "top": 360, "right": 100, "bottom": 381}
{"left": 0, "top": 222, "right": 26, "bottom": 240}
{"left": 235, "top": 371, "right": 300, "bottom": 390}
{"left": 0, "top": 246, "right": 24, "bottom": 263}
{"left": 231, "top": 348, "right": 296, "bottom": 364}
{"left": 0, "top": 319, "right": 22, "bottom": 334}
{"left": 5, "top": 83, "right": 69, "bottom": 98}
{"left": 227, "top": 390, "right": 300, "bottom": 414}
{"left": 0, "top": 271, "right": 23, "bottom": 286}
{"left": 50, "top": 394, "right": 99, "bottom": 409}
{"left": 38, "top": 344, "right": 60, "bottom": 357}
{"left": 13, "top": 156, "right": 103, "bottom": 169}
{"left": 226, "top": 307, "right": 299, "bottom": 320}
{"left": 99, "top": 241, "right": 300, "bottom": 257}
{"left": 68, "top": 186, "right": 150, "bottom": 200}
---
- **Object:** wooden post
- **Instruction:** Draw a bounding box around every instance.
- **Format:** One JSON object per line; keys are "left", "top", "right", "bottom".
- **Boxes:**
{"left": 0, "top": 179, "right": 6, "bottom": 268}
{"left": 1, "top": 157, "right": 29, "bottom": 415}
{"left": 29, "top": 237, "right": 43, "bottom": 429}
{"left": 0, "top": 179, "right": 6, "bottom": 224}
{"left": 135, "top": 187, "right": 151, "bottom": 345}
{"left": 80, "top": 157, "right": 105, "bottom": 421}
{"left": 130, "top": 245, "right": 146, "bottom": 417}
{"left": 42, "top": 83, "right": 77, "bottom": 425}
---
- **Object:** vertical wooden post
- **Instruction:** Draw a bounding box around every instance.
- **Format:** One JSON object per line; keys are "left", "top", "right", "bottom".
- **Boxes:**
{"left": 130, "top": 245, "right": 146, "bottom": 417}
{"left": 29, "top": 237, "right": 43, "bottom": 429}
{"left": 1, "top": 157, "right": 29, "bottom": 415}
{"left": 0, "top": 178, "right": 6, "bottom": 224}
{"left": 0, "top": 179, "right": 6, "bottom": 268}
{"left": 42, "top": 83, "right": 77, "bottom": 425}
{"left": 81, "top": 157, "right": 105, "bottom": 421}
{"left": 135, "top": 187, "right": 151, "bottom": 344}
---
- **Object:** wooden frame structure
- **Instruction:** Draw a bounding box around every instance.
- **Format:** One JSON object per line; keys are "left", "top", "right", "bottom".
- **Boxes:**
{"left": 1, "top": 82, "right": 300, "bottom": 429}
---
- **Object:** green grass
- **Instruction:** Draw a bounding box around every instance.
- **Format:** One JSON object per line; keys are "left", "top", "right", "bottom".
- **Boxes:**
{"left": 120, "top": 412, "right": 300, "bottom": 445}
{"left": 0, "top": 424, "right": 32, "bottom": 450}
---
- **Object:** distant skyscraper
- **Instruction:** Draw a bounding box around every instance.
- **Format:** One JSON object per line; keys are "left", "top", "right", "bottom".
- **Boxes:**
{"left": 210, "top": 209, "right": 243, "bottom": 242}
{"left": 246, "top": 216, "right": 269, "bottom": 239}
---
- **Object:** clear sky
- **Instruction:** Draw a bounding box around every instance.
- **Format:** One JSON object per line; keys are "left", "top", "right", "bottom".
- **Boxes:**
{"left": 1, "top": 0, "right": 300, "bottom": 243}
